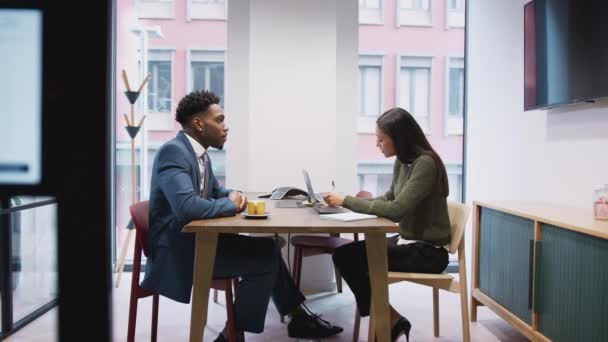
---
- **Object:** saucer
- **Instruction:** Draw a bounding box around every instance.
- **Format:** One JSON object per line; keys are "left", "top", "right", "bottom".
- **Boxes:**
{"left": 241, "top": 212, "right": 271, "bottom": 219}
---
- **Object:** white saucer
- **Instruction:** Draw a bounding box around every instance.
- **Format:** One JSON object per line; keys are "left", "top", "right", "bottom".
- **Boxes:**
{"left": 241, "top": 212, "right": 271, "bottom": 219}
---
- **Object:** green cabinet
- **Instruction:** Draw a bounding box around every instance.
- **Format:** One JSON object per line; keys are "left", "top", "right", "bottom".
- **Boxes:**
{"left": 479, "top": 208, "right": 534, "bottom": 324}
{"left": 536, "top": 224, "right": 608, "bottom": 342}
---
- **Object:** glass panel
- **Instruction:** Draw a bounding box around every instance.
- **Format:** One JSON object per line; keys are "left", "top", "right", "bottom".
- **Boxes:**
{"left": 449, "top": 67, "right": 464, "bottom": 117}
{"left": 377, "top": 174, "right": 393, "bottom": 196}
{"left": 147, "top": 60, "right": 172, "bottom": 112}
{"left": 10, "top": 198, "right": 58, "bottom": 323}
{"left": 192, "top": 61, "right": 224, "bottom": 106}
{"left": 413, "top": 68, "right": 429, "bottom": 116}
{"left": 360, "top": 66, "right": 381, "bottom": 116}
{"left": 400, "top": 0, "right": 414, "bottom": 9}
{"left": 399, "top": 68, "right": 412, "bottom": 110}
{"left": 192, "top": 62, "right": 207, "bottom": 92}
{"left": 365, "top": 0, "right": 381, "bottom": 9}
{"left": 208, "top": 63, "right": 225, "bottom": 106}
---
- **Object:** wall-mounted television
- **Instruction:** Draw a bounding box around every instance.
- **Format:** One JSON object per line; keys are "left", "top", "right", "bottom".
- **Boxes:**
{"left": 524, "top": 0, "right": 608, "bottom": 111}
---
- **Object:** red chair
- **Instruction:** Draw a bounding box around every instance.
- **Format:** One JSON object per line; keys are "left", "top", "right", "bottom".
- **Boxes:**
{"left": 290, "top": 191, "right": 373, "bottom": 292}
{"left": 127, "top": 201, "right": 243, "bottom": 342}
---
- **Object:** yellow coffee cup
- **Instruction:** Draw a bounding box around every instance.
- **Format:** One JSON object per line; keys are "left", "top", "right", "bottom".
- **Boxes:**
{"left": 256, "top": 201, "right": 266, "bottom": 215}
{"left": 247, "top": 201, "right": 258, "bottom": 215}
{"left": 246, "top": 201, "right": 267, "bottom": 215}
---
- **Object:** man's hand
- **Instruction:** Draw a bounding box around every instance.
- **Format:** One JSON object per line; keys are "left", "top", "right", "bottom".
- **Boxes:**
{"left": 228, "top": 191, "right": 243, "bottom": 210}
{"left": 239, "top": 195, "right": 248, "bottom": 212}
{"left": 324, "top": 192, "right": 346, "bottom": 207}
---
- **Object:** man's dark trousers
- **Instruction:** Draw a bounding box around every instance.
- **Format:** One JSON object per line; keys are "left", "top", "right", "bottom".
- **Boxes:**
{"left": 212, "top": 233, "right": 306, "bottom": 333}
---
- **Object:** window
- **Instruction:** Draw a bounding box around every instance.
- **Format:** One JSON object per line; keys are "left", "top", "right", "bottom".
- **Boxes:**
{"left": 400, "top": 0, "right": 430, "bottom": 10}
{"left": 357, "top": 161, "right": 394, "bottom": 197}
{"left": 189, "top": 0, "right": 227, "bottom": 21}
{"left": 398, "top": 56, "right": 432, "bottom": 132}
{"left": 136, "top": 0, "right": 175, "bottom": 19}
{"left": 189, "top": 50, "right": 225, "bottom": 106}
{"left": 446, "top": 162, "right": 463, "bottom": 202}
{"left": 359, "top": 55, "right": 383, "bottom": 117}
{"left": 357, "top": 54, "right": 383, "bottom": 132}
{"left": 147, "top": 50, "right": 173, "bottom": 114}
{"left": 359, "top": 0, "right": 383, "bottom": 24}
{"left": 446, "top": 0, "right": 465, "bottom": 28}
{"left": 446, "top": 57, "right": 464, "bottom": 135}
{"left": 398, "top": 0, "right": 432, "bottom": 26}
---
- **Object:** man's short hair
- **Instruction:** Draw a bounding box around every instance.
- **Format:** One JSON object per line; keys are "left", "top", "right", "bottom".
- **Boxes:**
{"left": 175, "top": 90, "right": 220, "bottom": 126}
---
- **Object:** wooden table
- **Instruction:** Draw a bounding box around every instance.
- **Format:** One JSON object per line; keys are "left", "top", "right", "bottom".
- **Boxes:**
{"left": 183, "top": 197, "right": 399, "bottom": 342}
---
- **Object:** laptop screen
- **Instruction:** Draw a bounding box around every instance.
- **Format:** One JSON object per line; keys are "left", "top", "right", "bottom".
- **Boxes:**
{"left": 301, "top": 170, "right": 320, "bottom": 204}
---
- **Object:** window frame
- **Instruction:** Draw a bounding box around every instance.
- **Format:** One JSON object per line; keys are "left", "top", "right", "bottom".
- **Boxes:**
{"left": 359, "top": 0, "right": 384, "bottom": 25}
{"left": 445, "top": 0, "right": 465, "bottom": 29}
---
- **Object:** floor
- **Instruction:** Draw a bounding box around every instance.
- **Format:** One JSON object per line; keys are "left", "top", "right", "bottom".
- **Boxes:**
{"left": 6, "top": 273, "right": 529, "bottom": 341}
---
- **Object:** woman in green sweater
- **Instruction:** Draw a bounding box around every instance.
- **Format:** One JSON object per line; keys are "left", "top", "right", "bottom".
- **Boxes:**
{"left": 325, "top": 108, "right": 451, "bottom": 342}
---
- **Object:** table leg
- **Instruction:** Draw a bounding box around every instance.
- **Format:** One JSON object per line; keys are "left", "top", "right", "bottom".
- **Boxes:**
{"left": 365, "top": 232, "right": 390, "bottom": 342}
{"left": 190, "top": 232, "right": 218, "bottom": 342}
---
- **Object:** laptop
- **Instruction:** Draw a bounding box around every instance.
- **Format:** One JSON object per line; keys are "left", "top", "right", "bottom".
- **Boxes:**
{"left": 302, "top": 170, "right": 350, "bottom": 214}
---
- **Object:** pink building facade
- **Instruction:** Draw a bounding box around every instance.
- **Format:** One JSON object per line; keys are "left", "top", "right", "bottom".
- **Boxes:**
{"left": 115, "top": 0, "right": 465, "bottom": 237}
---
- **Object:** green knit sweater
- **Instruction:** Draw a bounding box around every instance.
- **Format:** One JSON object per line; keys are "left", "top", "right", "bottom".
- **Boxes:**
{"left": 343, "top": 155, "right": 451, "bottom": 246}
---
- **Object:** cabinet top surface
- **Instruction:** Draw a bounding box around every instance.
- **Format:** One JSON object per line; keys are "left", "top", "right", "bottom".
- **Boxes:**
{"left": 474, "top": 201, "right": 608, "bottom": 240}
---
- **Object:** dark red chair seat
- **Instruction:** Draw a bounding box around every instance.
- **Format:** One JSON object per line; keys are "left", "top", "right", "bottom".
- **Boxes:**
{"left": 290, "top": 191, "right": 373, "bottom": 292}
{"left": 291, "top": 235, "right": 353, "bottom": 252}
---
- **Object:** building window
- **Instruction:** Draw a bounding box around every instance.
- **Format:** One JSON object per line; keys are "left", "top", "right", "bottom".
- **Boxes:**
{"left": 398, "top": 0, "right": 432, "bottom": 26}
{"left": 359, "top": 0, "right": 383, "bottom": 24}
{"left": 359, "top": 55, "right": 383, "bottom": 117}
{"left": 398, "top": 56, "right": 432, "bottom": 133}
{"left": 147, "top": 50, "right": 173, "bottom": 114}
{"left": 446, "top": 0, "right": 465, "bottom": 28}
{"left": 189, "top": 0, "right": 227, "bottom": 21}
{"left": 446, "top": 57, "right": 464, "bottom": 135}
{"left": 189, "top": 50, "right": 225, "bottom": 106}
{"left": 137, "top": 0, "right": 175, "bottom": 19}
{"left": 357, "top": 161, "right": 394, "bottom": 197}
{"left": 446, "top": 162, "right": 463, "bottom": 202}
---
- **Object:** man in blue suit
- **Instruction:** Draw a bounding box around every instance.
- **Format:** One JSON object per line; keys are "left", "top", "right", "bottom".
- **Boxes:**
{"left": 141, "top": 90, "right": 343, "bottom": 341}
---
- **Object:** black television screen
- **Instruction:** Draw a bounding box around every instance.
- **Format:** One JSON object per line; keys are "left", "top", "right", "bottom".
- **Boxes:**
{"left": 524, "top": 0, "right": 608, "bottom": 111}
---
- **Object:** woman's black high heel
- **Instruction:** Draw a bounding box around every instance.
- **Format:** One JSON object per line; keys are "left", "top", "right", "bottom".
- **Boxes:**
{"left": 391, "top": 316, "right": 411, "bottom": 342}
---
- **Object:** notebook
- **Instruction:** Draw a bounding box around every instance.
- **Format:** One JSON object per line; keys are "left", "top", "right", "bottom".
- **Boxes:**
{"left": 319, "top": 212, "right": 378, "bottom": 222}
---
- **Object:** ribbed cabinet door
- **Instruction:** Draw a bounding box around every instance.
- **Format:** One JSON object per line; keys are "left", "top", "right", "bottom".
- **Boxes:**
{"left": 479, "top": 208, "right": 534, "bottom": 324}
{"left": 537, "top": 225, "right": 608, "bottom": 342}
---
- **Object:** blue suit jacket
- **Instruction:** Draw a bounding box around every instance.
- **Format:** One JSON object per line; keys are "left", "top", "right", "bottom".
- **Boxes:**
{"left": 141, "top": 131, "right": 237, "bottom": 303}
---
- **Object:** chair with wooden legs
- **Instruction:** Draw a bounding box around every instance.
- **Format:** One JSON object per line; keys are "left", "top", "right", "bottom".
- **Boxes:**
{"left": 353, "top": 200, "right": 471, "bottom": 342}
{"left": 127, "top": 201, "right": 243, "bottom": 342}
{"left": 289, "top": 191, "right": 373, "bottom": 293}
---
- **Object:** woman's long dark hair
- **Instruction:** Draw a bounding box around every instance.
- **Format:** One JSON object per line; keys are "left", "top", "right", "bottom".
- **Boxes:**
{"left": 377, "top": 108, "right": 449, "bottom": 197}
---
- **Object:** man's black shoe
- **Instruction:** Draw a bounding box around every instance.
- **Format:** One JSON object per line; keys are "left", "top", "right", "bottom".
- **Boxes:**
{"left": 287, "top": 312, "right": 343, "bottom": 339}
{"left": 213, "top": 333, "right": 227, "bottom": 342}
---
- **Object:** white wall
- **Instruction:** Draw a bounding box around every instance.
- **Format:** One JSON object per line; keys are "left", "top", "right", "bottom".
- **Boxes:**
{"left": 226, "top": 0, "right": 358, "bottom": 194}
{"left": 467, "top": 0, "right": 608, "bottom": 210}
{"left": 226, "top": 0, "right": 358, "bottom": 293}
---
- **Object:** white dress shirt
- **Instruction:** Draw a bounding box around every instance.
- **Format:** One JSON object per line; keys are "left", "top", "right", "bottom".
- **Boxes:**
{"left": 184, "top": 133, "right": 207, "bottom": 195}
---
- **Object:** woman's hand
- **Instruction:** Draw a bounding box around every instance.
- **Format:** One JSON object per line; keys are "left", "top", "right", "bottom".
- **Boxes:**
{"left": 324, "top": 192, "right": 346, "bottom": 207}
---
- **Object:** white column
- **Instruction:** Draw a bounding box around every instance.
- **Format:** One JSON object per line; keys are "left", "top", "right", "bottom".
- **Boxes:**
{"left": 226, "top": 0, "right": 358, "bottom": 293}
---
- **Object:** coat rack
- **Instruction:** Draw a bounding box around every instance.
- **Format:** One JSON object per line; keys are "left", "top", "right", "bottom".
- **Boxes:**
{"left": 115, "top": 69, "right": 150, "bottom": 288}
